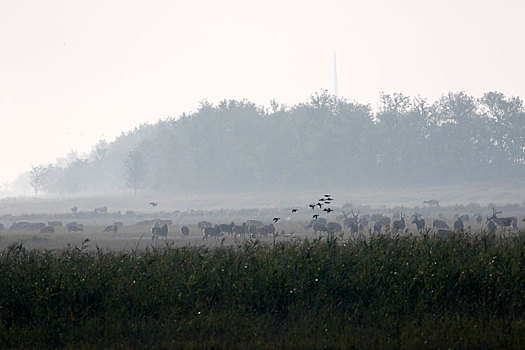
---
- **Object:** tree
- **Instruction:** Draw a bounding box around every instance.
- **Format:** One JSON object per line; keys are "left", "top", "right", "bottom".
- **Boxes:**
{"left": 91, "top": 139, "right": 109, "bottom": 162}
{"left": 124, "top": 147, "right": 148, "bottom": 197}
{"left": 29, "top": 164, "right": 48, "bottom": 197}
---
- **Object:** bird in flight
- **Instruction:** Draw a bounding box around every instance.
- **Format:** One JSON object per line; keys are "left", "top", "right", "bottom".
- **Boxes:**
{"left": 309, "top": 204, "right": 316, "bottom": 209}
{"left": 323, "top": 208, "right": 333, "bottom": 213}
{"left": 291, "top": 209, "right": 298, "bottom": 213}
{"left": 273, "top": 217, "right": 280, "bottom": 223}
{"left": 149, "top": 202, "right": 158, "bottom": 206}
{"left": 313, "top": 214, "right": 319, "bottom": 219}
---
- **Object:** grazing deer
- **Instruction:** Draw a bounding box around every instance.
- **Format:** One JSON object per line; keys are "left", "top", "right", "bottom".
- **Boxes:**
{"left": 104, "top": 224, "right": 118, "bottom": 233}
{"left": 326, "top": 222, "right": 342, "bottom": 234}
{"left": 202, "top": 225, "right": 221, "bottom": 241}
{"left": 66, "top": 222, "right": 84, "bottom": 232}
{"left": 94, "top": 206, "right": 107, "bottom": 214}
{"left": 433, "top": 219, "right": 450, "bottom": 229}
{"left": 313, "top": 222, "right": 329, "bottom": 235}
{"left": 306, "top": 217, "right": 327, "bottom": 229}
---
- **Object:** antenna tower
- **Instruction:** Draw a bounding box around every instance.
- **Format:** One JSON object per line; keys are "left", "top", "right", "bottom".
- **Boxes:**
{"left": 333, "top": 52, "right": 339, "bottom": 97}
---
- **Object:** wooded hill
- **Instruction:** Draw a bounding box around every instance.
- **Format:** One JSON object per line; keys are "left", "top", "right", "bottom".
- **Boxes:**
{"left": 29, "top": 90, "right": 525, "bottom": 195}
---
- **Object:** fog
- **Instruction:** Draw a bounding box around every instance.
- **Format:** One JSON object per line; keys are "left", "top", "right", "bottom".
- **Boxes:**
{"left": 5, "top": 90, "right": 523, "bottom": 198}
{"left": 0, "top": 1, "right": 524, "bottom": 226}
{"left": 2, "top": 0, "right": 525, "bottom": 188}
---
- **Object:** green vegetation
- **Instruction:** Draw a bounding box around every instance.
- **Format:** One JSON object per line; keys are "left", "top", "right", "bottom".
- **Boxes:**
{"left": 2, "top": 232, "right": 525, "bottom": 348}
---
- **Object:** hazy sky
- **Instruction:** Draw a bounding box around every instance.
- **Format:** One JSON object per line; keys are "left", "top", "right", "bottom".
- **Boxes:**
{"left": 1, "top": 0, "right": 524, "bottom": 185}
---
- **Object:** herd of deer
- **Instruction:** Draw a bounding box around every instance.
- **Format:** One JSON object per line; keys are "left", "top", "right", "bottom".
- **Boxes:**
{"left": 194, "top": 220, "right": 276, "bottom": 241}
{"left": 303, "top": 206, "right": 521, "bottom": 238}
{"left": 147, "top": 192, "right": 522, "bottom": 241}
{"left": 61, "top": 198, "right": 524, "bottom": 241}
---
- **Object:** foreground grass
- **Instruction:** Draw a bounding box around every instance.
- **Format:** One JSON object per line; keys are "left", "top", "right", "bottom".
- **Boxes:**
{"left": 1, "top": 232, "right": 525, "bottom": 349}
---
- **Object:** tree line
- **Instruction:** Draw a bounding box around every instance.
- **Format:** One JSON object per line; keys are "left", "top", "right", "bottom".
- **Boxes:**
{"left": 28, "top": 90, "right": 525, "bottom": 196}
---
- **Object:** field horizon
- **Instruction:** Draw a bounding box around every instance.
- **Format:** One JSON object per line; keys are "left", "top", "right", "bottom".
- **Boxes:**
{"left": 1, "top": 180, "right": 525, "bottom": 216}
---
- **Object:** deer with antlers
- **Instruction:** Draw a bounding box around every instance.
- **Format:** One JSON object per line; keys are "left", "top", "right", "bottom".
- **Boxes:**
{"left": 342, "top": 210, "right": 359, "bottom": 235}
{"left": 486, "top": 208, "right": 517, "bottom": 231}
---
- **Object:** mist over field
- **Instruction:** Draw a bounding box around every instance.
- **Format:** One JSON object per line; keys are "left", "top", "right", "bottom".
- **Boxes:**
{"left": 3, "top": 2, "right": 525, "bottom": 347}
{"left": 1, "top": 90, "right": 525, "bottom": 252}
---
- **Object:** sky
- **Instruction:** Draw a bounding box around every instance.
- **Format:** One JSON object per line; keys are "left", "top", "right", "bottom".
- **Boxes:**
{"left": 1, "top": 0, "right": 524, "bottom": 186}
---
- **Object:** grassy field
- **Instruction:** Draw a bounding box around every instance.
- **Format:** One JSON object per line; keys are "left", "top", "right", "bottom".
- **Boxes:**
{"left": 2, "top": 231, "right": 525, "bottom": 349}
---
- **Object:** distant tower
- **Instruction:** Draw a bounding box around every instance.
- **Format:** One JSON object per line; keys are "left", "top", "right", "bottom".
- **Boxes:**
{"left": 333, "top": 52, "right": 339, "bottom": 97}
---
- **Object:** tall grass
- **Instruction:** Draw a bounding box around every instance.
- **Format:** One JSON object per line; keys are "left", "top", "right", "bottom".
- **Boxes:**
{"left": 1, "top": 232, "right": 525, "bottom": 348}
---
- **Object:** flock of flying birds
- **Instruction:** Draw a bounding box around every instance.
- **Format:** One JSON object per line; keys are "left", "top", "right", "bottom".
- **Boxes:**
{"left": 272, "top": 194, "right": 335, "bottom": 223}
{"left": 148, "top": 195, "right": 337, "bottom": 225}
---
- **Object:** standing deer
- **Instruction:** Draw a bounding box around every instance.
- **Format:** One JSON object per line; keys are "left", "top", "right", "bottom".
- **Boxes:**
{"left": 487, "top": 220, "right": 497, "bottom": 233}
{"left": 474, "top": 214, "right": 483, "bottom": 224}
{"left": 342, "top": 210, "right": 359, "bottom": 235}
{"left": 392, "top": 213, "right": 407, "bottom": 232}
{"left": 370, "top": 213, "right": 390, "bottom": 233}
{"left": 453, "top": 214, "right": 464, "bottom": 232}
{"left": 232, "top": 223, "right": 247, "bottom": 238}
{"left": 411, "top": 213, "right": 425, "bottom": 231}
{"left": 487, "top": 208, "right": 517, "bottom": 231}
{"left": 459, "top": 214, "right": 469, "bottom": 223}
{"left": 358, "top": 217, "right": 368, "bottom": 231}
{"left": 152, "top": 224, "right": 168, "bottom": 241}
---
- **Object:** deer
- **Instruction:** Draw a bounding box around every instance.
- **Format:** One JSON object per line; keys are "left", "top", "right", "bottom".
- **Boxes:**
{"left": 453, "top": 214, "right": 464, "bottom": 232}
{"left": 392, "top": 212, "right": 407, "bottom": 232}
{"left": 486, "top": 208, "right": 517, "bottom": 231}
{"left": 411, "top": 213, "right": 425, "bottom": 231}
{"left": 342, "top": 210, "right": 359, "bottom": 235}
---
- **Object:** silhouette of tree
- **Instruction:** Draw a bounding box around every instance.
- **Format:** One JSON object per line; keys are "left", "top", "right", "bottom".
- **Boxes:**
{"left": 124, "top": 146, "right": 148, "bottom": 197}
{"left": 29, "top": 164, "right": 47, "bottom": 197}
